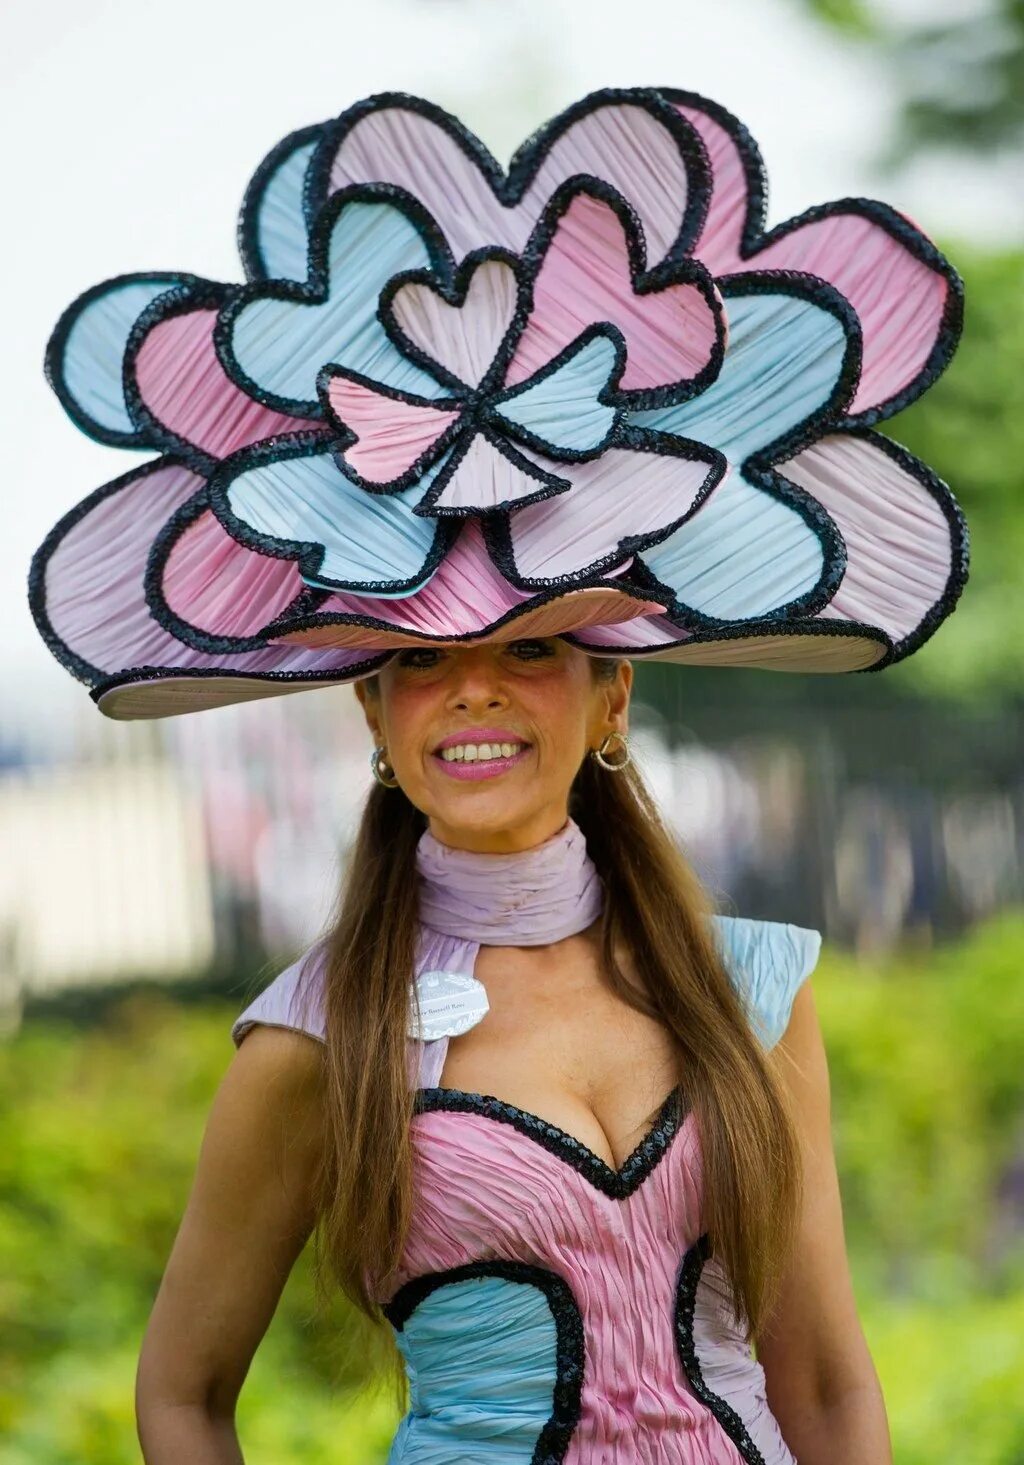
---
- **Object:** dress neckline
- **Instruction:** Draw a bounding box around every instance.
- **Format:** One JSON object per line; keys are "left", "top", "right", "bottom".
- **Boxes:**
{"left": 413, "top": 1083, "right": 691, "bottom": 1199}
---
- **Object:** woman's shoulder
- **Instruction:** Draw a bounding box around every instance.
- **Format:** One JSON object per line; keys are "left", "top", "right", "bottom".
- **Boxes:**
{"left": 231, "top": 939, "right": 328, "bottom": 1049}
{"left": 710, "top": 914, "right": 822, "bottom": 1050}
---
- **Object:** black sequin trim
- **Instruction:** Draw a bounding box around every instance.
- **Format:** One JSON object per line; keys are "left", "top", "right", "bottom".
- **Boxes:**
{"left": 414, "top": 1085, "right": 687, "bottom": 1200}
{"left": 674, "top": 1235, "right": 768, "bottom": 1465}
{"left": 383, "top": 1259, "right": 584, "bottom": 1464}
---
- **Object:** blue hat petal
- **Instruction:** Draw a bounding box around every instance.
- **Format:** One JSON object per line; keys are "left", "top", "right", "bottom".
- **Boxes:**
{"left": 238, "top": 123, "right": 328, "bottom": 284}
{"left": 44, "top": 273, "right": 201, "bottom": 445}
{"left": 212, "top": 436, "right": 451, "bottom": 596}
{"left": 490, "top": 328, "right": 623, "bottom": 457}
{"left": 631, "top": 278, "right": 859, "bottom": 620}
{"left": 220, "top": 193, "right": 449, "bottom": 417}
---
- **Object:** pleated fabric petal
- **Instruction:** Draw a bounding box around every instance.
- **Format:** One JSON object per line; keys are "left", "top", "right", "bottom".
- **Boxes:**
{"left": 663, "top": 89, "right": 961, "bottom": 420}
{"left": 133, "top": 305, "right": 318, "bottom": 456}
{"left": 226, "top": 198, "right": 442, "bottom": 411}
{"left": 781, "top": 431, "right": 965, "bottom": 651}
{"left": 274, "top": 520, "right": 667, "bottom": 649}
{"left": 633, "top": 287, "right": 854, "bottom": 618}
{"left": 45, "top": 274, "right": 188, "bottom": 442}
{"left": 239, "top": 125, "right": 326, "bottom": 283}
{"left": 506, "top": 192, "right": 721, "bottom": 395}
{"left": 28, "top": 457, "right": 388, "bottom": 720}
{"left": 219, "top": 442, "right": 447, "bottom": 592}
{"left": 500, "top": 441, "right": 719, "bottom": 585}
{"left": 326, "top": 374, "right": 461, "bottom": 485}
{"left": 389, "top": 257, "right": 519, "bottom": 388}
{"left": 323, "top": 95, "right": 702, "bottom": 264}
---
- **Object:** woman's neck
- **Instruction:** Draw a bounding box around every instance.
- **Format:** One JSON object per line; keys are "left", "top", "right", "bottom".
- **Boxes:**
{"left": 415, "top": 815, "right": 605, "bottom": 946}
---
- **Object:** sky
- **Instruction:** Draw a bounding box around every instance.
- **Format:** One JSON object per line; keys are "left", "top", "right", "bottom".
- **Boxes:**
{"left": 2, "top": 0, "right": 1016, "bottom": 739}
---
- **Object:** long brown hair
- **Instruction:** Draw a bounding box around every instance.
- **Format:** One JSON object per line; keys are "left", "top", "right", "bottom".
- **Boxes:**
{"left": 307, "top": 657, "right": 803, "bottom": 1364}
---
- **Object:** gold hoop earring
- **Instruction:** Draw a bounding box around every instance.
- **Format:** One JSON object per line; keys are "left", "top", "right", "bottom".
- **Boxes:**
{"left": 591, "top": 730, "right": 631, "bottom": 771}
{"left": 370, "top": 745, "right": 400, "bottom": 788}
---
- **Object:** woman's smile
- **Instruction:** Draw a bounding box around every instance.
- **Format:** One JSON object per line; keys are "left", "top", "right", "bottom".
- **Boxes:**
{"left": 429, "top": 723, "right": 534, "bottom": 781}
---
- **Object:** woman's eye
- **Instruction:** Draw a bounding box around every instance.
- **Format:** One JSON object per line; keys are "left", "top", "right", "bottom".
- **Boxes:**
{"left": 508, "top": 639, "right": 555, "bottom": 659}
{"left": 397, "top": 649, "right": 442, "bottom": 669}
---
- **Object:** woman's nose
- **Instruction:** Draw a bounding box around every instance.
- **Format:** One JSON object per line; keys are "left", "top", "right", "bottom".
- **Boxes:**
{"left": 444, "top": 650, "right": 510, "bottom": 707}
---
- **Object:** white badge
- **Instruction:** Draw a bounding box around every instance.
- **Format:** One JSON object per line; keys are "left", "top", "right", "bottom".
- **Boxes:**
{"left": 407, "top": 969, "right": 490, "bottom": 1041}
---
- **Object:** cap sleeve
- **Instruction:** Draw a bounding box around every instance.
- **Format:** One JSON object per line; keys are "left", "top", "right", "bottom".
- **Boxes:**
{"left": 231, "top": 940, "right": 327, "bottom": 1048}
{"left": 710, "top": 915, "right": 821, "bottom": 1050}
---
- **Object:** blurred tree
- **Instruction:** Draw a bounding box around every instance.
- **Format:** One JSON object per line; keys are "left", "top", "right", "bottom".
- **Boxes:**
{"left": 803, "top": 0, "right": 1024, "bottom": 157}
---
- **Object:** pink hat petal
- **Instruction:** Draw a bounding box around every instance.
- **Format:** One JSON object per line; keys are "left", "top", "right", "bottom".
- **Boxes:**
{"left": 779, "top": 430, "right": 967, "bottom": 653}
{"left": 389, "top": 257, "right": 519, "bottom": 389}
{"left": 132, "top": 305, "right": 317, "bottom": 456}
{"left": 740, "top": 212, "right": 956, "bottom": 420}
{"left": 326, "top": 373, "right": 462, "bottom": 485}
{"left": 323, "top": 92, "right": 705, "bottom": 264}
{"left": 666, "top": 95, "right": 755, "bottom": 266}
{"left": 160, "top": 506, "right": 312, "bottom": 642}
{"left": 505, "top": 192, "right": 723, "bottom": 395}
{"left": 28, "top": 456, "right": 389, "bottom": 717}
{"left": 661, "top": 90, "right": 960, "bottom": 421}
{"left": 271, "top": 520, "right": 666, "bottom": 648}
{"left": 497, "top": 437, "right": 720, "bottom": 586}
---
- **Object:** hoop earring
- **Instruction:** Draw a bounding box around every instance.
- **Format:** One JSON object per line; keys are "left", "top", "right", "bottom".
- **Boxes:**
{"left": 370, "top": 745, "right": 400, "bottom": 788}
{"left": 591, "top": 730, "right": 631, "bottom": 771}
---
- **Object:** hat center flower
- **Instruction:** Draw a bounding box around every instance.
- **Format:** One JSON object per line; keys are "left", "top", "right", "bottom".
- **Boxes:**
{"left": 320, "top": 254, "right": 625, "bottom": 516}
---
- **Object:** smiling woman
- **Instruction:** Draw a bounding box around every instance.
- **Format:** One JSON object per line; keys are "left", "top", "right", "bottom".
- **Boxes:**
{"left": 33, "top": 85, "right": 965, "bottom": 1465}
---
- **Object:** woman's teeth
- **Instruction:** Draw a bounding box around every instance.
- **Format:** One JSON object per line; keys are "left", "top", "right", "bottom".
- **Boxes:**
{"left": 439, "top": 743, "right": 525, "bottom": 763}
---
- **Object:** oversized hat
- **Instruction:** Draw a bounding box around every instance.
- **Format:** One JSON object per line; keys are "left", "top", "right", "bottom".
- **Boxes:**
{"left": 31, "top": 87, "right": 968, "bottom": 720}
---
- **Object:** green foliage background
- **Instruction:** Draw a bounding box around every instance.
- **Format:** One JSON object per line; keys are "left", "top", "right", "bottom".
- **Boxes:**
{"left": 2, "top": 915, "right": 1023, "bottom": 1463}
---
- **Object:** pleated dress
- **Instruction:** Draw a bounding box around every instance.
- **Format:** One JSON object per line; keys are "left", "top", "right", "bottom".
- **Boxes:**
{"left": 232, "top": 902, "right": 819, "bottom": 1465}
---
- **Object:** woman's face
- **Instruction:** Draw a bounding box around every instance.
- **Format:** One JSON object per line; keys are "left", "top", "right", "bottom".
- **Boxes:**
{"left": 354, "top": 637, "right": 632, "bottom": 852}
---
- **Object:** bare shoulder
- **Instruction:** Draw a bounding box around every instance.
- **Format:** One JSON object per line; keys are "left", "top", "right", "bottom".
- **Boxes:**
{"left": 214, "top": 1025, "right": 328, "bottom": 1192}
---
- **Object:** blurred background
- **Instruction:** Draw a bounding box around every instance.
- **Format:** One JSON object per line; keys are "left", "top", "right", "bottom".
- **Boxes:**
{"left": 2, "top": 0, "right": 1022, "bottom": 1459}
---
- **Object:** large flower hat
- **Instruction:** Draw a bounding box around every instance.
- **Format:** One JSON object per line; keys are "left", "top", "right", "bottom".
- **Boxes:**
{"left": 32, "top": 87, "right": 968, "bottom": 719}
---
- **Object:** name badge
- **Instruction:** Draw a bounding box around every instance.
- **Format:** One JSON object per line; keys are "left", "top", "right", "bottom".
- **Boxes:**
{"left": 407, "top": 969, "right": 490, "bottom": 1041}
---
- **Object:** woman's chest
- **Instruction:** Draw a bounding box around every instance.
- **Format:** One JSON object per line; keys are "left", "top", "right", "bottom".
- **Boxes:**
{"left": 436, "top": 938, "right": 684, "bottom": 1172}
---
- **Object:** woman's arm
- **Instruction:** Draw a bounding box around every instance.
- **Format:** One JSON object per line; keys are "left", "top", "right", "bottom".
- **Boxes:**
{"left": 135, "top": 1025, "right": 327, "bottom": 1464}
{"left": 754, "top": 980, "right": 893, "bottom": 1465}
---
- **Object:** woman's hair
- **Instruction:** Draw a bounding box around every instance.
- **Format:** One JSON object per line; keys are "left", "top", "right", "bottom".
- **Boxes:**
{"left": 307, "top": 656, "right": 803, "bottom": 1374}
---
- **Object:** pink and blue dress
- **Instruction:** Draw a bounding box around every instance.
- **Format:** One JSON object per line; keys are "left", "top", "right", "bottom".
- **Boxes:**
{"left": 232, "top": 819, "right": 821, "bottom": 1463}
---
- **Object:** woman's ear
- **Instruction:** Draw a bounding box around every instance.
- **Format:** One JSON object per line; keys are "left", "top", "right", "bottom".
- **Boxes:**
{"left": 352, "top": 681, "right": 382, "bottom": 743}
{"left": 608, "top": 659, "right": 633, "bottom": 727}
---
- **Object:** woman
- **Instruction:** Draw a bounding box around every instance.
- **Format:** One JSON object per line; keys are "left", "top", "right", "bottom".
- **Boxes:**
{"left": 133, "top": 635, "right": 894, "bottom": 1461}
{"left": 30, "top": 87, "right": 965, "bottom": 1464}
